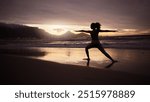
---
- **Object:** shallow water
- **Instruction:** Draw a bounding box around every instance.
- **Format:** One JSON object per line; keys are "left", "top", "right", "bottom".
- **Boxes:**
{"left": 31, "top": 47, "right": 150, "bottom": 76}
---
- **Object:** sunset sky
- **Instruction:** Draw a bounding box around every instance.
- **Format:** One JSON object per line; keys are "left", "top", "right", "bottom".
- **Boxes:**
{"left": 0, "top": 0, "right": 150, "bottom": 35}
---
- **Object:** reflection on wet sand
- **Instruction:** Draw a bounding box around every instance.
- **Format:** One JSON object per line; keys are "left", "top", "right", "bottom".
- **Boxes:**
{"left": 2, "top": 47, "right": 149, "bottom": 76}
{"left": 33, "top": 48, "right": 150, "bottom": 76}
{"left": 35, "top": 48, "right": 113, "bottom": 67}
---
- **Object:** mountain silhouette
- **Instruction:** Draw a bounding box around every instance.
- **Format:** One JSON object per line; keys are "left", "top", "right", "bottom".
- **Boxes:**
{"left": 0, "top": 22, "right": 89, "bottom": 41}
{"left": 58, "top": 31, "right": 90, "bottom": 41}
{"left": 0, "top": 22, "right": 51, "bottom": 39}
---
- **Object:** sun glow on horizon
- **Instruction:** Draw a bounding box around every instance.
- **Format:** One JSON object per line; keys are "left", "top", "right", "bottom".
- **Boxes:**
{"left": 26, "top": 24, "right": 90, "bottom": 35}
{"left": 26, "top": 24, "right": 120, "bottom": 36}
{"left": 26, "top": 24, "right": 69, "bottom": 35}
{"left": 25, "top": 24, "right": 149, "bottom": 36}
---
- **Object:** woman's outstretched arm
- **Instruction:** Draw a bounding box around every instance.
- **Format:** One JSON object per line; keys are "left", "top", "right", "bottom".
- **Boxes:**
{"left": 75, "top": 30, "right": 91, "bottom": 33}
{"left": 99, "top": 30, "right": 117, "bottom": 32}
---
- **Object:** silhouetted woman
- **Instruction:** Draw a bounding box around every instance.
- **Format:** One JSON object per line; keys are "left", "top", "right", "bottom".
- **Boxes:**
{"left": 76, "top": 22, "right": 117, "bottom": 62}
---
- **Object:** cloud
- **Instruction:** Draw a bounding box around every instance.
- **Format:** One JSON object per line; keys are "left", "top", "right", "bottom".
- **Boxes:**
{"left": 0, "top": 0, "right": 150, "bottom": 30}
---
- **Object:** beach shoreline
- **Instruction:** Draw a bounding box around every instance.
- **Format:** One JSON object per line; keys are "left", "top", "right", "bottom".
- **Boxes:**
{"left": 1, "top": 54, "right": 150, "bottom": 85}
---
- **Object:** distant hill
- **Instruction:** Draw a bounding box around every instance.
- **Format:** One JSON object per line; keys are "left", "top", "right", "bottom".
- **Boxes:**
{"left": 59, "top": 31, "right": 150, "bottom": 41}
{"left": 0, "top": 22, "right": 51, "bottom": 39}
{"left": 0, "top": 22, "right": 90, "bottom": 40}
{"left": 57, "top": 31, "right": 90, "bottom": 41}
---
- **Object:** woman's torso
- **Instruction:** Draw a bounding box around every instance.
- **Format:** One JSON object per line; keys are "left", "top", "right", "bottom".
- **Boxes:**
{"left": 90, "top": 30, "right": 99, "bottom": 41}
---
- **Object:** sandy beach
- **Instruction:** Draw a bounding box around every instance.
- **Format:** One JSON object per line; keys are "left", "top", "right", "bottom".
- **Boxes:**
{"left": 1, "top": 47, "right": 150, "bottom": 85}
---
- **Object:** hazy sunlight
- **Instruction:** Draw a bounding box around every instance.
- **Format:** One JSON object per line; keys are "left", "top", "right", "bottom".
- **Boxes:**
{"left": 25, "top": 24, "right": 145, "bottom": 36}
{"left": 26, "top": 24, "right": 89, "bottom": 35}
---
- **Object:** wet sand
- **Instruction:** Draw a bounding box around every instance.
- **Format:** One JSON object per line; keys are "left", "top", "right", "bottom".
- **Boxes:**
{"left": 33, "top": 48, "right": 150, "bottom": 76}
{"left": 0, "top": 48, "right": 150, "bottom": 85}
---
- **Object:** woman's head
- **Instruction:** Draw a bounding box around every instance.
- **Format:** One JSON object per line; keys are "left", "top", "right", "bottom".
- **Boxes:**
{"left": 95, "top": 22, "right": 101, "bottom": 30}
{"left": 90, "top": 22, "right": 101, "bottom": 30}
{"left": 90, "top": 23, "right": 96, "bottom": 30}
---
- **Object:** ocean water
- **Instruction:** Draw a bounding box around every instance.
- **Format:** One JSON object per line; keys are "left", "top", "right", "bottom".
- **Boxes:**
{"left": 43, "top": 39, "right": 150, "bottom": 49}
{"left": 1, "top": 39, "right": 150, "bottom": 49}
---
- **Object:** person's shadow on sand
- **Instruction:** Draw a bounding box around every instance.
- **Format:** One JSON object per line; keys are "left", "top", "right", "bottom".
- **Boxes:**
{"left": 105, "top": 61, "right": 117, "bottom": 68}
{"left": 86, "top": 59, "right": 117, "bottom": 68}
